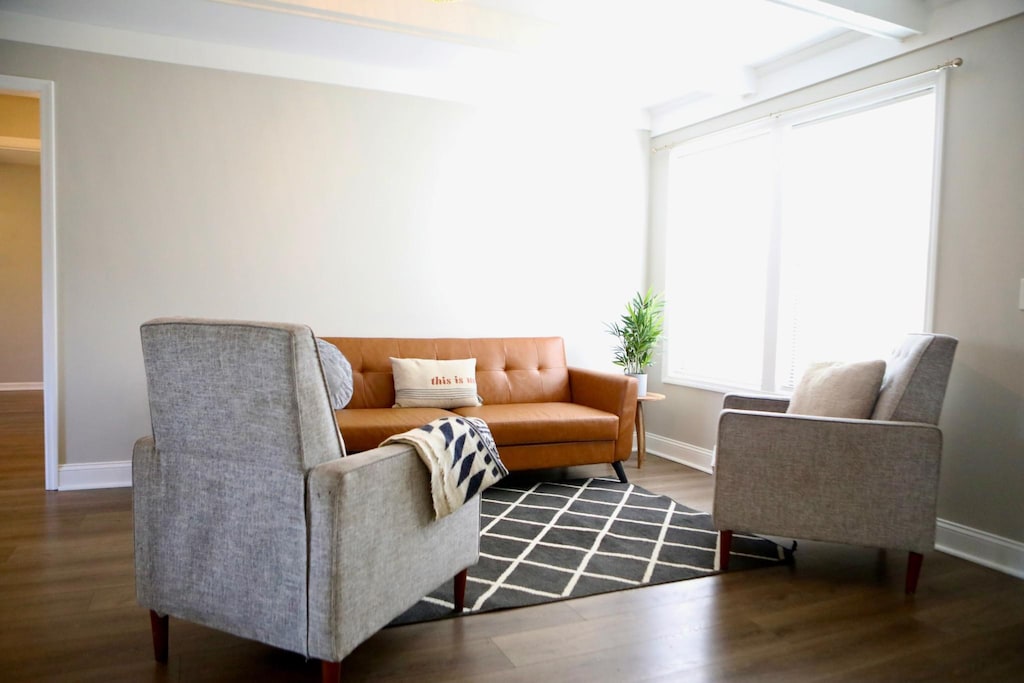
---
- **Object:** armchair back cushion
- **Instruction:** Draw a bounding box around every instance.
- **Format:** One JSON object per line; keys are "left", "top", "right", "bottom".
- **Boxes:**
{"left": 141, "top": 318, "right": 344, "bottom": 471}
{"left": 135, "top": 318, "right": 344, "bottom": 656}
{"left": 871, "top": 333, "right": 958, "bottom": 424}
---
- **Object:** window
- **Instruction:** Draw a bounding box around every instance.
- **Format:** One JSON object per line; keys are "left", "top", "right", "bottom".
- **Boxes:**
{"left": 665, "top": 74, "right": 942, "bottom": 394}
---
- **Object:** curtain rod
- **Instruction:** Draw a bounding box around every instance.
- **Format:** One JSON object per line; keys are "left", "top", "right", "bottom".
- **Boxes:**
{"left": 651, "top": 57, "right": 963, "bottom": 154}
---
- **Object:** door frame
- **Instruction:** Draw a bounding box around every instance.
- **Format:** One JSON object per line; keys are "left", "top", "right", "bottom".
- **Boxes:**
{"left": 1, "top": 74, "right": 58, "bottom": 489}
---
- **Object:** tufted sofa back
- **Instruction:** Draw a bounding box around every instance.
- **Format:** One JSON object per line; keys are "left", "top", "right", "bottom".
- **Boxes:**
{"left": 321, "top": 337, "right": 572, "bottom": 408}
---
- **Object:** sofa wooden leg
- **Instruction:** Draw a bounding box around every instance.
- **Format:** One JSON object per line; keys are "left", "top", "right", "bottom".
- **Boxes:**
{"left": 612, "top": 461, "right": 628, "bottom": 483}
{"left": 906, "top": 551, "right": 924, "bottom": 595}
{"left": 149, "top": 610, "right": 168, "bottom": 663}
{"left": 454, "top": 568, "right": 468, "bottom": 613}
{"left": 321, "top": 660, "right": 341, "bottom": 683}
{"left": 719, "top": 530, "right": 733, "bottom": 571}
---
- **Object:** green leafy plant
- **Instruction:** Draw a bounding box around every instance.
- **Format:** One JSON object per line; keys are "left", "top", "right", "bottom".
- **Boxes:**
{"left": 606, "top": 288, "right": 665, "bottom": 374}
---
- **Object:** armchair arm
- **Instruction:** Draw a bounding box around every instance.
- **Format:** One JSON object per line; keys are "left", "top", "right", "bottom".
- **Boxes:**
{"left": 568, "top": 367, "right": 638, "bottom": 462}
{"left": 306, "top": 443, "right": 480, "bottom": 662}
{"left": 713, "top": 410, "right": 943, "bottom": 554}
{"left": 722, "top": 393, "right": 790, "bottom": 413}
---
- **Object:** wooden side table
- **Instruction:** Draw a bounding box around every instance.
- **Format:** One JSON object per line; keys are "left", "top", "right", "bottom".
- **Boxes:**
{"left": 635, "top": 392, "right": 665, "bottom": 468}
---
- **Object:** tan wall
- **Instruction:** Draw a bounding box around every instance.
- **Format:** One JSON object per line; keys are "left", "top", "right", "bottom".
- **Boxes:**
{"left": 0, "top": 92, "right": 40, "bottom": 138}
{"left": 0, "top": 40, "right": 649, "bottom": 470}
{"left": 0, "top": 92, "right": 42, "bottom": 383}
{"left": 647, "top": 16, "right": 1024, "bottom": 544}
{"left": 0, "top": 162, "right": 41, "bottom": 383}
{"left": 0, "top": 94, "right": 42, "bottom": 385}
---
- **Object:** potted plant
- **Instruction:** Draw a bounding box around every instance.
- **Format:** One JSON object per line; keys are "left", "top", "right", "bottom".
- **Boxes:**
{"left": 606, "top": 288, "right": 665, "bottom": 397}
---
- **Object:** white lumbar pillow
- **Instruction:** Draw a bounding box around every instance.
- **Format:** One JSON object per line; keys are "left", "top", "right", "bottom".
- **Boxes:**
{"left": 390, "top": 357, "right": 482, "bottom": 409}
{"left": 787, "top": 359, "right": 886, "bottom": 419}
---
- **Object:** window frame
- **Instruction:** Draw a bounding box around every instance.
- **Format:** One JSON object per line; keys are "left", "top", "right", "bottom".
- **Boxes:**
{"left": 661, "top": 70, "right": 947, "bottom": 395}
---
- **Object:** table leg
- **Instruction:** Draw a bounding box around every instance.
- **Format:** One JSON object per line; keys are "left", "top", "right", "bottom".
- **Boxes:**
{"left": 635, "top": 402, "right": 646, "bottom": 468}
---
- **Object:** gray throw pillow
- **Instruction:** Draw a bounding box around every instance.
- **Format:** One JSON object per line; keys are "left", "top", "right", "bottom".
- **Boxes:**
{"left": 316, "top": 338, "right": 354, "bottom": 409}
{"left": 787, "top": 359, "right": 886, "bottom": 419}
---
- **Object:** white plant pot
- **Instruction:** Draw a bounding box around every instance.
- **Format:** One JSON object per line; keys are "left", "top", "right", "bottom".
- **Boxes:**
{"left": 626, "top": 372, "right": 648, "bottom": 397}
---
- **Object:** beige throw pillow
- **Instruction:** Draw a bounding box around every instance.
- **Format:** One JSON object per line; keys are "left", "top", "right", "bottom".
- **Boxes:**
{"left": 391, "top": 357, "right": 482, "bottom": 409}
{"left": 787, "top": 360, "right": 886, "bottom": 419}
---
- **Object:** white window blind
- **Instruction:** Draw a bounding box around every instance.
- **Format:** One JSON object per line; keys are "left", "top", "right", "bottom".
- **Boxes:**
{"left": 665, "top": 74, "right": 942, "bottom": 394}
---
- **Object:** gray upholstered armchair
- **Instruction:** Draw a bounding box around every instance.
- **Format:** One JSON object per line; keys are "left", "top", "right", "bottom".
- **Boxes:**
{"left": 133, "top": 318, "right": 480, "bottom": 682}
{"left": 713, "top": 333, "right": 957, "bottom": 594}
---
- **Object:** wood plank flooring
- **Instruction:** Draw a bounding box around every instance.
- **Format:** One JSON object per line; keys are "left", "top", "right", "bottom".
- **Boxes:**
{"left": 2, "top": 390, "right": 1022, "bottom": 681}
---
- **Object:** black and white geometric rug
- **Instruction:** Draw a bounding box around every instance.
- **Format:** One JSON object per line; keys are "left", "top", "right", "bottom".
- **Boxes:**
{"left": 391, "top": 477, "right": 789, "bottom": 625}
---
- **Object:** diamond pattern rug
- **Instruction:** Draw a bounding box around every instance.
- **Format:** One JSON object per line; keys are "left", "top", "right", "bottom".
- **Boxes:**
{"left": 391, "top": 477, "right": 789, "bottom": 625}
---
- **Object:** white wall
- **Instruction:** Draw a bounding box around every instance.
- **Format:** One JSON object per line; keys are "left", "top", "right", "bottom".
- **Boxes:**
{"left": 0, "top": 39, "right": 649, "bottom": 470}
{"left": 647, "top": 15, "right": 1024, "bottom": 551}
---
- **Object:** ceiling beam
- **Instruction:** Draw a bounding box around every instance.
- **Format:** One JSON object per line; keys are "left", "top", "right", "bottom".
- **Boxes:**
{"left": 769, "top": 0, "right": 930, "bottom": 39}
{"left": 212, "top": 0, "right": 551, "bottom": 50}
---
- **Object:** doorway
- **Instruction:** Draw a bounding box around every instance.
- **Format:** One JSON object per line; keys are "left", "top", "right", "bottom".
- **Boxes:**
{"left": 0, "top": 75, "right": 58, "bottom": 489}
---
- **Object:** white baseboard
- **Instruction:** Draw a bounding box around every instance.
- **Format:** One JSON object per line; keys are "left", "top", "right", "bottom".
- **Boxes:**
{"left": 936, "top": 518, "right": 1024, "bottom": 580}
{"left": 644, "top": 433, "right": 714, "bottom": 474}
{"left": 0, "top": 382, "right": 43, "bottom": 391}
{"left": 58, "top": 460, "right": 132, "bottom": 491}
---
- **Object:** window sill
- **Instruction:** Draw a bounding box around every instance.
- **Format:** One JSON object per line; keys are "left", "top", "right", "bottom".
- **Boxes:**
{"left": 661, "top": 373, "right": 790, "bottom": 400}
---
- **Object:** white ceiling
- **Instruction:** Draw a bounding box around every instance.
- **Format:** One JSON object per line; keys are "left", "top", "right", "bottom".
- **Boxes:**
{"left": 0, "top": 0, "right": 1019, "bottom": 132}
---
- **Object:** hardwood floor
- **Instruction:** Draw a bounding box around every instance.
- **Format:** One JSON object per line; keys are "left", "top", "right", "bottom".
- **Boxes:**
{"left": 2, "top": 389, "right": 1022, "bottom": 681}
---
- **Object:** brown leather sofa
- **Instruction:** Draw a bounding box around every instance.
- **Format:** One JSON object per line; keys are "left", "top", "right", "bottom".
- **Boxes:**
{"left": 322, "top": 336, "right": 639, "bottom": 482}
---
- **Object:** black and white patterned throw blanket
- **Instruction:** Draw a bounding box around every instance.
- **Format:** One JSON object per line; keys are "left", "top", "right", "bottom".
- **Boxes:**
{"left": 382, "top": 416, "right": 508, "bottom": 518}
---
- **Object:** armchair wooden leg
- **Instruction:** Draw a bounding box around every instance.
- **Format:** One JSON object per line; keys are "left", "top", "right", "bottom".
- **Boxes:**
{"left": 612, "top": 461, "right": 628, "bottom": 483}
{"left": 906, "top": 551, "right": 924, "bottom": 595}
{"left": 149, "top": 610, "right": 168, "bottom": 663}
{"left": 321, "top": 660, "right": 341, "bottom": 683}
{"left": 454, "top": 568, "right": 468, "bottom": 613}
{"left": 718, "top": 530, "right": 733, "bottom": 571}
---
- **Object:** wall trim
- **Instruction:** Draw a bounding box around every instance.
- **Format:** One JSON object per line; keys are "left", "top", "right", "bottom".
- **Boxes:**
{"left": 57, "top": 460, "right": 132, "bottom": 491}
{"left": 0, "top": 10, "right": 484, "bottom": 108}
{"left": 0, "top": 73, "right": 59, "bottom": 491}
{"left": 936, "top": 518, "right": 1024, "bottom": 580}
{"left": 0, "top": 382, "right": 44, "bottom": 391}
{"left": 0, "top": 9, "right": 652, "bottom": 129}
{"left": 649, "top": 0, "right": 1024, "bottom": 134}
{"left": 644, "top": 432, "right": 714, "bottom": 474}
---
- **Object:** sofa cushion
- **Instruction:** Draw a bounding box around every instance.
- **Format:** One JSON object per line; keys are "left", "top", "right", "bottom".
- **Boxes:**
{"left": 787, "top": 359, "right": 886, "bottom": 419}
{"left": 335, "top": 407, "right": 457, "bottom": 453}
{"left": 453, "top": 403, "right": 619, "bottom": 446}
